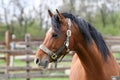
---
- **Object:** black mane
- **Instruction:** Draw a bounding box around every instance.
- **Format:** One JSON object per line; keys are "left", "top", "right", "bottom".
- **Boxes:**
{"left": 51, "top": 13, "right": 110, "bottom": 60}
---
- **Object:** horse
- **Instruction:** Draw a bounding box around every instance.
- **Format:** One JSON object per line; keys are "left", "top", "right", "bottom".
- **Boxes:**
{"left": 34, "top": 9, "right": 120, "bottom": 80}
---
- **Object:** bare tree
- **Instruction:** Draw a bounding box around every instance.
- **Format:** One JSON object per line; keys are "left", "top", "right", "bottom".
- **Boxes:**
{"left": 69, "top": 0, "right": 75, "bottom": 13}
{"left": 99, "top": 3, "right": 108, "bottom": 27}
{"left": 33, "top": 4, "right": 43, "bottom": 29}
{"left": 110, "top": 10, "right": 117, "bottom": 27}
{"left": 1, "top": 0, "right": 10, "bottom": 30}
{"left": 108, "top": 1, "right": 120, "bottom": 27}
{"left": 11, "top": 0, "right": 35, "bottom": 34}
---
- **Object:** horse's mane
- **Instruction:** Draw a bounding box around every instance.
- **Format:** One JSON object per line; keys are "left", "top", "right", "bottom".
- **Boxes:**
{"left": 51, "top": 13, "right": 110, "bottom": 60}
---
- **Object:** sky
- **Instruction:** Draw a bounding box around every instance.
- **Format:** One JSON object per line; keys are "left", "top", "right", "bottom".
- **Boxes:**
{"left": 0, "top": 0, "right": 63, "bottom": 12}
{"left": 0, "top": 0, "right": 63, "bottom": 24}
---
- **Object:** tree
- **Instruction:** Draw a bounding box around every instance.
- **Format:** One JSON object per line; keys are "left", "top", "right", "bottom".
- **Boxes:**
{"left": 99, "top": 3, "right": 108, "bottom": 27}
{"left": 11, "top": 0, "right": 35, "bottom": 34}
{"left": 0, "top": 0, "right": 10, "bottom": 30}
{"left": 58, "top": 0, "right": 77, "bottom": 15}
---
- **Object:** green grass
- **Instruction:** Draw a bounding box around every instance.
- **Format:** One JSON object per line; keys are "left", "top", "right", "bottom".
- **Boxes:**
{"left": 0, "top": 59, "right": 5, "bottom": 66}
{"left": 112, "top": 53, "right": 120, "bottom": 63}
{"left": 0, "top": 59, "right": 27, "bottom": 66}
{"left": 11, "top": 78, "right": 68, "bottom": 80}
{"left": 113, "top": 53, "right": 120, "bottom": 58}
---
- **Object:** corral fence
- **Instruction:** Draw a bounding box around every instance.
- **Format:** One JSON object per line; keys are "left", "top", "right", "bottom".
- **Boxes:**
{"left": 0, "top": 31, "right": 120, "bottom": 80}
{"left": 0, "top": 31, "right": 71, "bottom": 80}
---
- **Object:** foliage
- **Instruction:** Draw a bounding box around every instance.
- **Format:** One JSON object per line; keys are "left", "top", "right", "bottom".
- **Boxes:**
{"left": 0, "top": 21, "right": 46, "bottom": 41}
{"left": 85, "top": 11, "right": 120, "bottom": 36}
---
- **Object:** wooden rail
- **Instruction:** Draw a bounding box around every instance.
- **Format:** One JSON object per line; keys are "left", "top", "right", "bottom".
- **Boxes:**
{"left": 0, "top": 73, "right": 68, "bottom": 78}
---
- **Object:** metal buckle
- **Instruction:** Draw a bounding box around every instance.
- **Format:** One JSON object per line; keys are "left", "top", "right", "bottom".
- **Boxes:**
{"left": 51, "top": 54, "right": 57, "bottom": 60}
{"left": 67, "top": 18, "right": 71, "bottom": 27}
{"left": 65, "top": 41, "right": 69, "bottom": 47}
{"left": 67, "top": 30, "right": 71, "bottom": 37}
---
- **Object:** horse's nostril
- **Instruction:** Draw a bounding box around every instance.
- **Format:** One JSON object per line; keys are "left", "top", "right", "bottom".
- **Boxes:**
{"left": 34, "top": 58, "right": 40, "bottom": 64}
{"left": 44, "top": 59, "right": 49, "bottom": 68}
{"left": 45, "top": 60, "right": 49, "bottom": 64}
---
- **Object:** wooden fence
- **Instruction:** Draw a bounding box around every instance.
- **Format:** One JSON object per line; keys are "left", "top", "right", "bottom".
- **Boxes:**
{"left": 0, "top": 31, "right": 120, "bottom": 80}
{"left": 0, "top": 31, "right": 71, "bottom": 80}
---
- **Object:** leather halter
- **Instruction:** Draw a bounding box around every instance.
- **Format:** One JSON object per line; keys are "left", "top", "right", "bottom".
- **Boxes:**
{"left": 39, "top": 18, "right": 71, "bottom": 62}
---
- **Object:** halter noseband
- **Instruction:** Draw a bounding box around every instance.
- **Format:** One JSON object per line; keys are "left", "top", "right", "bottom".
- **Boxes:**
{"left": 39, "top": 18, "right": 71, "bottom": 62}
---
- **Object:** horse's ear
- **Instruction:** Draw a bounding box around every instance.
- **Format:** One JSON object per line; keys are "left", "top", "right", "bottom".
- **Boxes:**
{"left": 56, "top": 9, "right": 65, "bottom": 21}
{"left": 48, "top": 9, "right": 53, "bottom": 18}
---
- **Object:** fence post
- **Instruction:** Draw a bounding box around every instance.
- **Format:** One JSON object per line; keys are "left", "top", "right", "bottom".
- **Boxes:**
{"left": 5, "top": 30, "right": 11, "bottom": 79}
{"left": 5, "top": 30, "right": 11, "bottom": 66}
{"left": 25, "top": 33, "right": 31, "bottom": 80}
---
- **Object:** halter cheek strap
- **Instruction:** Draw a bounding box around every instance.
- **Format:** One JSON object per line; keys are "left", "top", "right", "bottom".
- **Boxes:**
{"left": 39, "top": 18, "right": 71, "bottom": 62}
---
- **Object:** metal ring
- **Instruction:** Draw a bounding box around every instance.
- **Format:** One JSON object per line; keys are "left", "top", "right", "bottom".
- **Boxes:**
{"left": 51, "top": 54, "right": 57, "bottom": 60}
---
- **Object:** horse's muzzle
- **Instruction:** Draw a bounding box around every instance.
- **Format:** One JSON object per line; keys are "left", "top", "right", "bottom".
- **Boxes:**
{"left": 34, "top": 58, "right": 49, "bottom": 68}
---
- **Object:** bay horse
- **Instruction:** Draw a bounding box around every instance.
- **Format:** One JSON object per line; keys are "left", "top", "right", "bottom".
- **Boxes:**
{"left": 34, "top": 9, "right": 120, "bottom": 80}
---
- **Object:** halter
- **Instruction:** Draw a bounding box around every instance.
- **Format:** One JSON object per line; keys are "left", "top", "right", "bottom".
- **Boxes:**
{"left": 39, "top": 18, "right": 71, "bottom": 63}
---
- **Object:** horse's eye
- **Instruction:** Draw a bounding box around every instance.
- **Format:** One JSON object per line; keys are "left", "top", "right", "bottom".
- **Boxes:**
{"left": 52, "top": 33, "right": 58, "bottom": 38}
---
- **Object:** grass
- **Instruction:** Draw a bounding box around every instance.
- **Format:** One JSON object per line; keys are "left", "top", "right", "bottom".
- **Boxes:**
{"left": 112, "top": 53, "right": 120, "bottom": 63}
{"left": 0, "top": 59, "right": 26, "bottom": 66}
{"left": 113, "top": 53, "right": 120, "bottom": 58}
{"left": 11, "top": 78, "right": 68, "bottom": 80}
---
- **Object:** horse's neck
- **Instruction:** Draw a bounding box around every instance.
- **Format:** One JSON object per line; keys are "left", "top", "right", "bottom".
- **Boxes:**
{"left": 74, "top": 41, "right": 107, "bottom": 80}
{"left": 70, "top": 22, "right": 120, "bottom": 80}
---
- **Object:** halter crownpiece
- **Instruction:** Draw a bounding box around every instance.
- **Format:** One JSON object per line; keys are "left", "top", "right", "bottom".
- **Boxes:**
{"left": 39, "top": 18, "right": 72, "bottom": 61}
{"left": 65, "top": 18, "right": 71, "bottom": 49}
